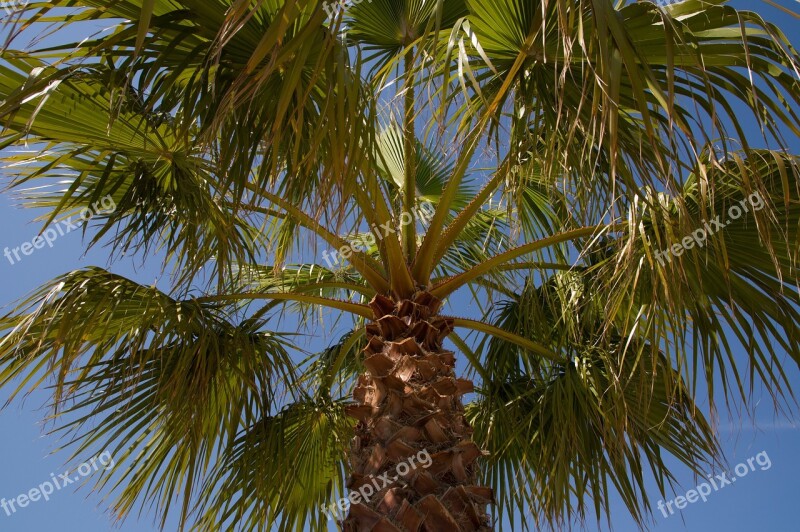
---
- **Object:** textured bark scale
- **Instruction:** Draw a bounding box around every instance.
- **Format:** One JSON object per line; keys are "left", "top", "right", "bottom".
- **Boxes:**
{"left": 343, "top": 292, "right": 493, "bottom": 531}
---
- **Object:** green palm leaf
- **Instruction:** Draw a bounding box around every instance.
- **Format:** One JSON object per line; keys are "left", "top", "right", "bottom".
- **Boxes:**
{"left": 0, "top": 267, "right": 298, "bottom": 528}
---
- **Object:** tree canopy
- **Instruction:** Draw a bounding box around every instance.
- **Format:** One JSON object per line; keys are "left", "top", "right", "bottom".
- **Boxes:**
{"left": 1, "top": 0, "right": 800, "bottom": 530}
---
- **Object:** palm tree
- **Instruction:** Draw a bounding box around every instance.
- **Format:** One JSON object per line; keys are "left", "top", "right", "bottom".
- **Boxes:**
{"left": 1, "top": 0, "right": 800, "bottom": 530}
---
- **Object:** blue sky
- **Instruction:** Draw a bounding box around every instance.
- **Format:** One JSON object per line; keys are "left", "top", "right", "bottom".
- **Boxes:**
{"left": 1, "top": 1, "right": 800, "bottom": 531}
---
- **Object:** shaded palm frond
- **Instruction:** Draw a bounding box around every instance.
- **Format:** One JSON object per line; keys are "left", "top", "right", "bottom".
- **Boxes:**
{"left": 193, "top": 397, "right": 354, "bottom": 532}
{"left": 470, "top": 274, "right": 719, "bottom": 530}
{"left": 0, "top": 267, "right": 298, "bottom": 528}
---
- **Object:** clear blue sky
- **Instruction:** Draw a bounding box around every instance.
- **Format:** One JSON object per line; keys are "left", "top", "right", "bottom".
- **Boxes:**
{"left": 1, "top": 1, "right": 799, "bottom": 531}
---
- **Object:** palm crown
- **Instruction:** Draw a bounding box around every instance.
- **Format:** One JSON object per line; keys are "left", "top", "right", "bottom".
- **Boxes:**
{"left": 1, "top": 0, "right": 800, "bottom": 530}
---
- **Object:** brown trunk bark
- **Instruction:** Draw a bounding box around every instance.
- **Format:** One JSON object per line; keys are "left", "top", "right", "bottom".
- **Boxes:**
{"left": 342, "top": 292, "right": 493, "bottom": 531}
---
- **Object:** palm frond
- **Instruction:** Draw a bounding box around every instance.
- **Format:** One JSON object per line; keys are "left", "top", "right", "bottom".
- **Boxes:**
{"left": 193, "top": 397, "right": 353, "bottom": 532}
{"left": 0, "top": 267, "right": 298, "bottom": 528}
{"left": 469, "top": 274, "right": 719, "bottom": 530}
{"left": 0, "top": 54, "right": 264, "bottom": 289}
{"left": 598, "top": 149, "right": 800, "bottom": 407}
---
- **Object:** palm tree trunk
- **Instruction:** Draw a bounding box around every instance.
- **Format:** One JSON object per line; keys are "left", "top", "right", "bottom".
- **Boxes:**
{"left": 343, "top": 293, "right": 493, "bottom": 531}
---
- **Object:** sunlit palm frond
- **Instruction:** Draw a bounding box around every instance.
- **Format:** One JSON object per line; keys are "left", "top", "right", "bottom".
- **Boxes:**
{"left": 598, "top": 149, "right": 800, "bottom": 407}
{"left": 0, "top": 53, "right": 263, "bottom": 289}
{"left": 346, "top": 0, "right": 468, "bottom": 66}
{"left": 443, "top": 0, "right": 800, "bottom": 226}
